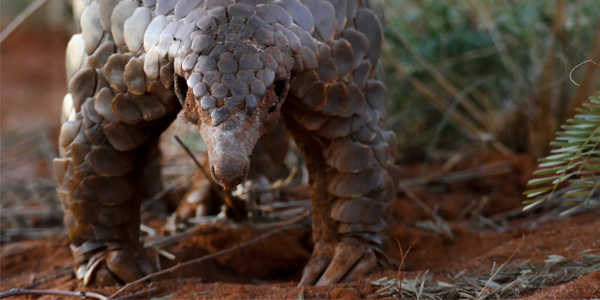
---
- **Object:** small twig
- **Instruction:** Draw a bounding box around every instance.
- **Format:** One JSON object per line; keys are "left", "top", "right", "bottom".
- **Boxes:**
{"left": 108, "top": 224, "right": 303, "bottom": 299}
{"left": 395, "top": 238, "right": 418, "bottom": 299}
{"left": 0, "top": 288, "right": 107, "bottom": 300}
{"left": 475, "top": 235, "right": 525, "bottom": 299}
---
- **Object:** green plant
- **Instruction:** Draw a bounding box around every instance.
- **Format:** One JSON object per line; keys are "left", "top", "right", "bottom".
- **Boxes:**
{"left": 524, "top": 93, "right": 600, "bottom": 215}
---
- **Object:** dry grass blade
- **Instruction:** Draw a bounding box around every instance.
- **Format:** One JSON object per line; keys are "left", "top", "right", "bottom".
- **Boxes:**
{"left": 476, "top": 235, "right": 524, "bottom": 299}
{"left": 368, "top": 248, "right": 600, "bottom": 299}
{"left": 395, "top": 238, "right": 418, "bottom": 300}
{"left": 0, "top": 0, "right": 50, "bottom": 44}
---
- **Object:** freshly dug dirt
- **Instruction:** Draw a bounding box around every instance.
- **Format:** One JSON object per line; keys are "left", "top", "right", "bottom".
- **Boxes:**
{"left": 1, "top": 28, "right": 599, "bottom": 299}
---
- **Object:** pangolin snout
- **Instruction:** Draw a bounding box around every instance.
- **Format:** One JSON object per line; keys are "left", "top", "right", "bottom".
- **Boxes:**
{"left": 210, "top": 161, "right": 249, "bottom": 190}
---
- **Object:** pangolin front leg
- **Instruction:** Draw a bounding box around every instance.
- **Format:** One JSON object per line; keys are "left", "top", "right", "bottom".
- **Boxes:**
{"left": 57, "top": 1, "right": 182, "bottom": 284}
{"left": 280, "top": 2, "right": 400, "bottom": 285}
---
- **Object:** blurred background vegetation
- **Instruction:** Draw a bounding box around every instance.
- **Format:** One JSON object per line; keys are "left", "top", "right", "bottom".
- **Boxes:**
{"left": 2, "top": 0, "right": 599, "bottom": 160}
{"left": 381, "top": 0, "right": 600, "bottom": 162}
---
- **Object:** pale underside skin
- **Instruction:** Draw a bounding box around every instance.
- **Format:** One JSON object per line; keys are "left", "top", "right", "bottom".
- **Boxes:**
{"left": 56, "top": 0, "right": 400, "bottom": 286}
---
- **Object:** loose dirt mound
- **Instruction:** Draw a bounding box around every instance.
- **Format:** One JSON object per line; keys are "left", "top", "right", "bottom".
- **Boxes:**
{"left": 1, "top": 28, "right": 599, "bottom": 299}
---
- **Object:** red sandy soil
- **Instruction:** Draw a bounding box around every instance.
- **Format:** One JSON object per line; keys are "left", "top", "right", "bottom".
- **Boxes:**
{"left": 2, "top": 28, "right": 600, "bottom": 299}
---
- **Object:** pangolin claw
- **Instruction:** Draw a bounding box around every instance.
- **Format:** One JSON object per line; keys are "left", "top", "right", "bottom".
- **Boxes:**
{"left": 299, "top": 237, "right": 379, "bottom": 286}
{"left": 77, "top": 248, "right": 155, "bottom": 287}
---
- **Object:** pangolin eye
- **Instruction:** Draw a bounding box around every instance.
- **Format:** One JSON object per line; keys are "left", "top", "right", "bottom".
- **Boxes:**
{"left": 268, "top": 102, "right": 277, "bottom": 112}
{"left": 274, "top": 80, "right": 286, "bottom": 97}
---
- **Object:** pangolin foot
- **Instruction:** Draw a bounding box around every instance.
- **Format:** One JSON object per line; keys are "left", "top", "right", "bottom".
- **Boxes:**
{"left": 73, "top": 244, "right": 156, "bottom": 286}
{"left": 299, "top": 237, "right": 382, "bottom": 286}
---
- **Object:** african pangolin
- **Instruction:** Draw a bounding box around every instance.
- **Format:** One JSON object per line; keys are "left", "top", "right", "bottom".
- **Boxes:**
{"left": 55, "top": 0, "right": 400, "bottom": 286}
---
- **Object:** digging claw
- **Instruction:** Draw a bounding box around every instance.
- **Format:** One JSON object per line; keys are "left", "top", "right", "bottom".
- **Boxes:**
{"left": 76, "top": 247, "right": 155, "bottom": 286}
{"left": 299, "top": 237, "right": 378, "bottom": 286}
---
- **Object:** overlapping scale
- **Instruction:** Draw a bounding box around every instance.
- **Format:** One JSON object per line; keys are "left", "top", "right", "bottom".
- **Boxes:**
{"left": 123, "top": 7, "right": 152, "bottom": 55}
{"left": 110, "top": 1, "right": 139, "bottom": 48}
{"left": 123, "top": 57, "right": 147, "bottom": 95}
{"left": 69, "top": 68, "right": 97, "bottom": 112}
{"left": 327, "top": 139, "right": 374, "bottom": 173}
{"left": 103, "top": 122, "right": 148, "bottom": 151}
{"left": 84, "top": 145, "right": 134, "bottom": 177}
{"left": 328, "top": 168, "right": 385, "bottom": 198}
{"left": 80, "top": 2, "right": 104, "bottom": 55}
{"left": 353, "top": 7, "right": 383, "bottom": 75}
{"left": 103, "top": 53, "right": 131, "bottom": 93}
{"left": 304, "top": 0, "right": 336, "bottom": 42}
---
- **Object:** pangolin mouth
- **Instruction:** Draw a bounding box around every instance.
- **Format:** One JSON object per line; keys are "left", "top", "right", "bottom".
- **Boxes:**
{"left": 211, "top": 165, "right": 247, "bottom": 190}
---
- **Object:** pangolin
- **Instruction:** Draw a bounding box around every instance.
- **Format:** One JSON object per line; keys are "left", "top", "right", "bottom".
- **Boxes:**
{"left": 55, "top": 0, "right": 400, "bottom": 286}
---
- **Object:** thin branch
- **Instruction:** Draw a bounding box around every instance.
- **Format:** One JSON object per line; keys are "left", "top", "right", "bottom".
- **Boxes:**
{"left": 0, "top": 288, "right": 107, "bottom": 300}
{"left": 108, "top": 223, "right": 303, "bottom": 299}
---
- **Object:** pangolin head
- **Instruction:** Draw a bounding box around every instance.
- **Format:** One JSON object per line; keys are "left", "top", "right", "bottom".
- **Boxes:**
{"left": 172, "top": 6, "right": 294, "bottom": 189}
